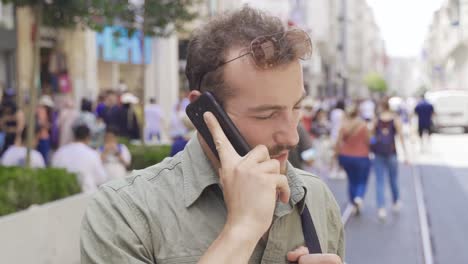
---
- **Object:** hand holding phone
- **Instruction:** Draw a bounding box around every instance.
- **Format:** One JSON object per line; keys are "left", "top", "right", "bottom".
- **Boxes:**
{"left": 202, "top": 111, "right": 291, "bottom": 240}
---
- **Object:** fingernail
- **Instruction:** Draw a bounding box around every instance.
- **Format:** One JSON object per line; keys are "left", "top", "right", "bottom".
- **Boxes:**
{"left": 203, "top": 112, "right": 210, "bottom": 122}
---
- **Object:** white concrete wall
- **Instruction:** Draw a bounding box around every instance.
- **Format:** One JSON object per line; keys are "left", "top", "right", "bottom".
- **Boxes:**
{"left": 0, "top": 194, "right": 91, "bottom": 264}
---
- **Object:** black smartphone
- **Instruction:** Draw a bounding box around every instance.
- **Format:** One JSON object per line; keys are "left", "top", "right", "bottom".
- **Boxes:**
{"left": 185, "top": 92, "right": 251, "bottom": 160}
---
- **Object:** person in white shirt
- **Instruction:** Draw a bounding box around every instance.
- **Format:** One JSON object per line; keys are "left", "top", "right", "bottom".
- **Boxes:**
{"left": 359, "top": 98, "right": 376, "bottom": 122}
{"left": 330, "top": 100, "right": 346, "bottom": 142}
{"left": 52, "top": 124, "right": 108, "bottom": 193}
{"left": 144, "top": 97, "right": 164, "bottom": 142}
{"left": 99, "top": 126, "right": 131, "bottom": 180}
{"left": 1, "top": 127, "right": 45, "bottom": 168}
{"left": 329, "top": 100, "right": 346, "bottom": 179}
{"left": 169, "top": 97, "right": 189, "bottom": 140}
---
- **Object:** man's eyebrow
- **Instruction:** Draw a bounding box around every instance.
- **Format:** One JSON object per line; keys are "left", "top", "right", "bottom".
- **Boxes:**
{"left": 248, "top": 92, "right": 307, "bottom": 112}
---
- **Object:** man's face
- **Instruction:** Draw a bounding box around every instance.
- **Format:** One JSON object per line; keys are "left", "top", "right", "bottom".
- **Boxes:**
{"left": 222, "top": 48, "right": 304, "bottom": 173}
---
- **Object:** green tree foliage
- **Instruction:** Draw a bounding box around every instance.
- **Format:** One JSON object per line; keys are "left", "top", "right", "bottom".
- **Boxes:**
{"left": 1, "top": 0, "right": 197, "bottom": 34}
{"left": 364, "top": 72, "right": 388, "bottom": 93}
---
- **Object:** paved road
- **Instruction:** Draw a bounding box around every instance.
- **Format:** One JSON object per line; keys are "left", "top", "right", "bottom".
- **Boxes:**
{"left": 326, "top": 133, "right": 468, "bottom": 264}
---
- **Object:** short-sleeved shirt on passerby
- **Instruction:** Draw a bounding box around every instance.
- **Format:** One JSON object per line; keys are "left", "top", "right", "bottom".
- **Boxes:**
{"left": 415, "top": 100, "right": 434, "bottom": 128}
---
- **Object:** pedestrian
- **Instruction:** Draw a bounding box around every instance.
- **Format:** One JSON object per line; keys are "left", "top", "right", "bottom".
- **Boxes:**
{"left": 99, "top": 126, "right": 131, "bottom": 180}
{"left": 57, "top": 96, "right": 80, "bottom": 147}
{"left": 310, "top": 108, "right": 330, "bottom": 139}
{"left": 52, "top": 124, "right": 108, "bottom": 193}
{"left": 169, "top": 112, "right": 195, "bottom": 157}
{"left": 329, "top": 100, "right": 346, "bottom": 179}
{"left": 73, "top": 98, "right": 106, "bottom": 149}
{"left": 300, "top": 96, "right": 315, "bottom": 138}
{"left": 81, "top": 7, "right": 344, "bottom": 263}
{"left": 0, "top": 99, "right": 24, "bottom": 155}
{"left": 1, "top": 127, "right": 45, "bottom": 168}
{"left": 335, "top": 104, "right": 371, "bottom": 214}
{"left": 169, "top": 93, "right": 189, "bottom": 141}
{"left": 36, "top": 95, "right": 55, "bottom": 164}
{"left": 359, "top": 97, "right": 376, "bottom": 124}
{"left": 371, "top": 98, "right": 408, "bottom": 220}
{"left": 101, "top": 91, "right": 121, "bottom": 130}
{"left": 310, "top": 108, "right": 332, "bottom": 177}
{"left": 414, "top": 95, "right": 434, "bottom": 153}
{"left": 119, "top": 92, "right": 141, "bottom": 140}
{"left": 288, "top": 123, "right": 314, "bottom": 170}
{"left": 144, "top": 97, "right": 164, "bottom": 142}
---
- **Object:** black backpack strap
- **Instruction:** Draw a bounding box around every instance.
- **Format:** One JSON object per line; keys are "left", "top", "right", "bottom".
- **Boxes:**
{"left": 300, "top": 204, "right": 322, "bottom": 254}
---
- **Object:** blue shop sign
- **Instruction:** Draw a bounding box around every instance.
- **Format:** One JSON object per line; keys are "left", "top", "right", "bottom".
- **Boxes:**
{"left": 96, "top": 26, "right": 152, "bottom": 64}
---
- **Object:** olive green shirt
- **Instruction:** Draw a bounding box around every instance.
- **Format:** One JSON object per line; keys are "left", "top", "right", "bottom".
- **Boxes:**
{"left": 80, "top": 136, "right": 344, "bottom": 263}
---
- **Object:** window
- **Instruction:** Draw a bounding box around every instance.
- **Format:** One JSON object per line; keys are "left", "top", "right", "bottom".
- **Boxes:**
{"left": 0, "top": 3, "right": 14, "bottom": 30}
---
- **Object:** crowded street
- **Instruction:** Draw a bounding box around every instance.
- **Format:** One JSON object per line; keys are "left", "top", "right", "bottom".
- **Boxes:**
{"left": 328, "top": 132, "right": 468, "bottom": 264}
{"left": 0, "top": 0, "right": 467, "bottom": 263}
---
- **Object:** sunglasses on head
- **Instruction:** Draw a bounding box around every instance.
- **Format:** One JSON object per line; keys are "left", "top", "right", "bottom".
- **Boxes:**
{"left": 197, "top": 28, "right": 312, "bottom": 90}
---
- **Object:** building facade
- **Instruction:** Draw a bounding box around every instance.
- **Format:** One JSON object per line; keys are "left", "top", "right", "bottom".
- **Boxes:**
{"left": 423, "top": 0, "right": 468, "bottom": 91}
{"left": 0, "top": 2, "right": 16, "bottom": 92}
{"left": 15, "top": 5, "right": 180, "bottom": 116}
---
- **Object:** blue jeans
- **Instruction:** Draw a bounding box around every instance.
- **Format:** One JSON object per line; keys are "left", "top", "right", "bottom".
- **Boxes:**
{"left": 37, "top": 138, "right": 51, "bottom": 165}
{"left": 338, "top": 155, "right": 371, "bottom": 203}
{"left": 374, "top": 154, "right": 399, "bottom": 208}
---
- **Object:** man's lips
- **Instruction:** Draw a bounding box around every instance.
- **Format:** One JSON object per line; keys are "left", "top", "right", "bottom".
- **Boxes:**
{"left": 270, "top": 151, "right": 289, "bottom": 159}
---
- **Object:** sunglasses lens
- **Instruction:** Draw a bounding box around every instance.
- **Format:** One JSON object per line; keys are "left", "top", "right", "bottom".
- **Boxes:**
{"left": 286, "top": 29, "right": 313, "bottom": 60}
{"left": 250, "top": 29, "right": 312, "bottom": 68}
{"left": 251, "top": 37, "right": 278, "bottom": 67}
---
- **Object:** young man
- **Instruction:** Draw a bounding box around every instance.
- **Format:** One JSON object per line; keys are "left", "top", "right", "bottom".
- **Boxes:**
{"left": 81, "top": 7, "right": 344, "bottom": 264}
{"left": 52, "top": 125, "right": 108, "bottom": 193}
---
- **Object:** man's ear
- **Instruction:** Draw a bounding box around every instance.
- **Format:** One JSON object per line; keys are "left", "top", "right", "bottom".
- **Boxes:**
{"left": 188, "top": 90, "right": 202, "bottom": 103}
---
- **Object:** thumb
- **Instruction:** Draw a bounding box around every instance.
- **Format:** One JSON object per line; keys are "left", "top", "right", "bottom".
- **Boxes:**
{"left": 287, "top": 246, "right": 309, "bottom": 262}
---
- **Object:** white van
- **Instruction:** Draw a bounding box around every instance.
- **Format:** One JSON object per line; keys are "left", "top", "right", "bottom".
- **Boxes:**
{"left": 425, "top": 90, "right": 468, "bottom": 133}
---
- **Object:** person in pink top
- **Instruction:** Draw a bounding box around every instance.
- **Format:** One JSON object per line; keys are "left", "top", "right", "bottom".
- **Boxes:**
{"left": 335, "top": 104, "right": 371, "bottom": 214}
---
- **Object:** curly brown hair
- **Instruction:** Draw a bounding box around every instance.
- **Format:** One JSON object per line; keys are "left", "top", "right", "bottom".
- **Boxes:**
{"left": 185, "top": 6, "right": 307, "bottom": 103}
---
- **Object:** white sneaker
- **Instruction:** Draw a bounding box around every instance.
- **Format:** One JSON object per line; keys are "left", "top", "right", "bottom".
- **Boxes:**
{"left": 393, "top": 201, "right": 402, "bottom": 213}
{"left": 328, "top": 169, "right": 337, "bottom": 179}
{"left": 354, "top": 197, "right": 363, "bottom": 215}
{"left": 378, "top": 208, "right": 387, "bottom": 221}
{"left": 336, "top": 170, "right": 346, "bottom": 180}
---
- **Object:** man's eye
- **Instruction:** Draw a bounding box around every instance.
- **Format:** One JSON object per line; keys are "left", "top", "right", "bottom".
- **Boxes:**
{"left": 255, "top": 112, "right": 276, "bottom": 120}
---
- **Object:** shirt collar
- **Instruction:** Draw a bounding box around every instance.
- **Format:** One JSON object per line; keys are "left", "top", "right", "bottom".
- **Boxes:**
{"left": 182, "top": 135, "right": 220, "bottom": 208}
{"left": 182, "top": 135, "right": 307, "bottom": 216}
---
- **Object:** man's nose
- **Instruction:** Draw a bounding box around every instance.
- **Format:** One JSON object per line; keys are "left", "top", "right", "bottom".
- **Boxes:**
{"left": 274, "top": 114, "right": 300, "bottom": 147}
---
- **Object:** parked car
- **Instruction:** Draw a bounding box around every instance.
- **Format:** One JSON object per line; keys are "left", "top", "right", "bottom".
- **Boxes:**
{"left": 425, "top": 90, "right": 468, "bottom": 133}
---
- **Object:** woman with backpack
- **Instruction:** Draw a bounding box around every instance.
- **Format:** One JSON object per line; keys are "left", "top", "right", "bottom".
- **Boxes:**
{"left": 371, "top": 98, "right": 408, "bottom": 220}
{"left": 335, "top": 104, "right": 371, "bottom": 214}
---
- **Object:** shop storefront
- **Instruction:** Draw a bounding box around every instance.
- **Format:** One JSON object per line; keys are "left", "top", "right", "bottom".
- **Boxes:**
{"left": 96, "top": 26, "right": 152, "bottom": 95}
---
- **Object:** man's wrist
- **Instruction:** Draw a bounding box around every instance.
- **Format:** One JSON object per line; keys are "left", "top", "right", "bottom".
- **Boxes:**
{"left": 198, "top": 223, "right": 261, "bottom": 264}
{"left": 220, "top": 224, "right": 261, "bottom": 253}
